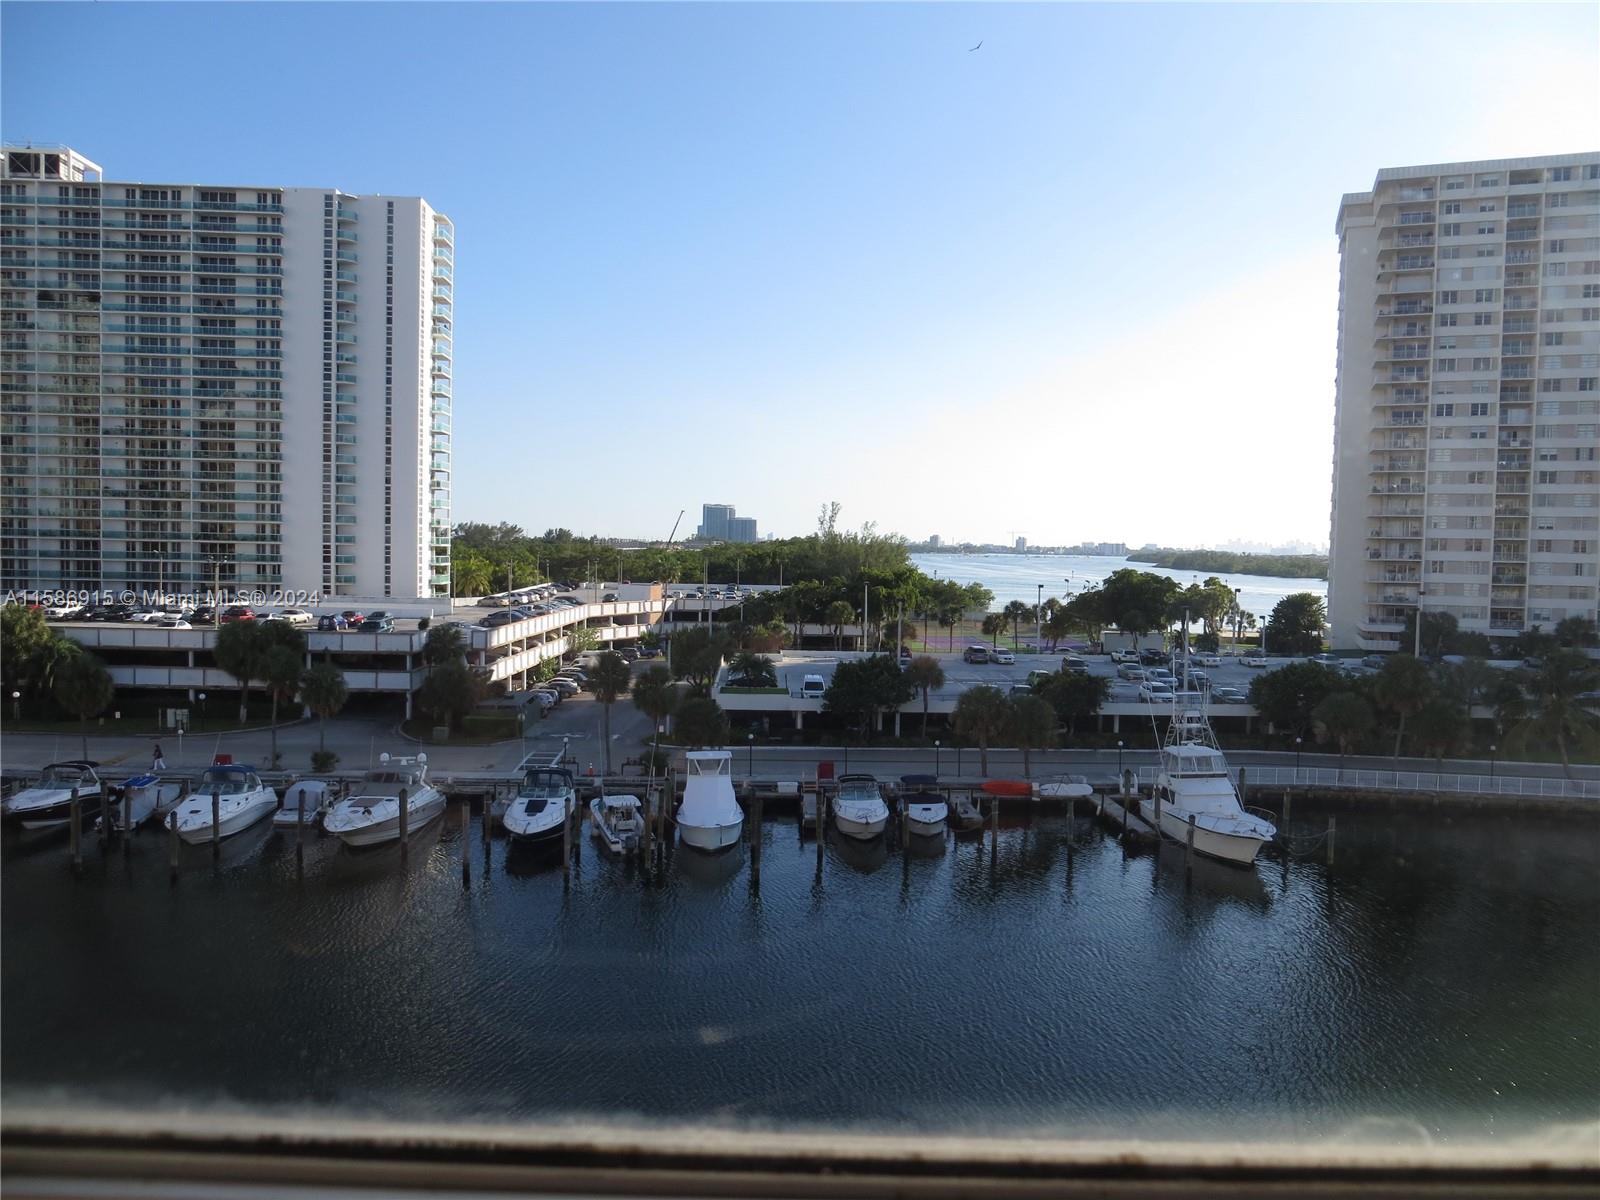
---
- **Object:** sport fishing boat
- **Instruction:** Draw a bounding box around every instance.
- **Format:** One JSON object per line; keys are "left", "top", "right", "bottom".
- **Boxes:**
{"left": 98, "top": 773, "right": 185, "bottom": 834}
{"left": 1151, "top": 700, "right": 1277, "bottom": 867}
{"left": 501, "top": 765, "right": 574, "bottom": 844}
{"left": 167, "top": 764, "right": 279, "bottom": 845}
{"left": 676, "top": 750, "right": 743, "bottom": 852}
{"left": 590, "top": 793, "right": 644, "bottom": 855}
{"left": 3, "top": 761, "right": 105, "bottom": 830}
{"left": 832, "top": 774, "right": 889, "bottom": 841}
{"left": 324, "top": 754, "right": 445, "bottom": 848}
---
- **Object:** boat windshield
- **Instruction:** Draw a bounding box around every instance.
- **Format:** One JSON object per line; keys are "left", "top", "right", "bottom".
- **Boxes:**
{"left": 1166, "top": 748, "right": 1228, "bottom": 776}
{"left": 838, "top": 780, "right": 881, "bottom": 802}
{"left": 200, "top": 769, "right": 251, "bottom": 795}
{"left": 37, "top": 766, "right": 89, "bottom": 788}
{"left": 521, "top": 769, "right": 572, "bottom": 797}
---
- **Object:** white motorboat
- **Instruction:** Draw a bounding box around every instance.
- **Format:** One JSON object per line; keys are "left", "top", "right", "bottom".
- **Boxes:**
{"left": 833, "top": 774, "right": 889, "bottom": 840}
{"left": 3, "top": 761, "right": 105, "bottom": 830}
{"left": 903, "top": 790, "right": 948, "bottom": 838}
{"left": 676, "top": 751, "right": 743, "bottom": 852}
{"left": 1038, "top": 776, "right": 1094, "bottom": 802}
{"left": 324, "top": 755, "right": 445, "bottom": 848}
{"left": 98, "top": 773, "right": 185, "bottom": 834}
{"left": 167, "top": 764, "right": 280, "bottom": 845}
{"left": 1151, "top": 698, "right": 1276, "bottom": 867}
{"left": 502, "top": 766, "right": 574, "bottom": 844}
{"left": 590, "top": 793, "right": 644, "bottom": 855}
{"left": 275, "top": 779, "right": 332, "bottom": 829}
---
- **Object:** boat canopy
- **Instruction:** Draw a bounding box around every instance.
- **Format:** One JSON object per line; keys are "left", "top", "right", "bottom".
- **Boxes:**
{"left": 520, "top": 768, "right": 573, "bottom": 797}
{"left": 199, "top": 765, "right": 259, "bottom": 794}
{"left": 1164, "top": 745, "right": 1228, "bottom": 776}
{"left": 900, "top": 774, "right": 938, "bottom": 786}
{"left": 38, "top": 762, "right": 97, "bottom": 787}
{"left": 837, "top": 776, "right": 881, "bottom": 801}
{"left": 352, "top": 768, "right": 424, "bottom": 797}
{"left": 685, "top": 752, "right": 731, "bottom": 777}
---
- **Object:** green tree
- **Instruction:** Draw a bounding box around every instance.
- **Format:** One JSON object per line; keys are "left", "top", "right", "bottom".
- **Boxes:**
{"left": 904, "top": 654, "right": 946, "bottom": 735}
{"left": 1246, "top": 660, "right": 1345, "bottom": 738}
{"left": 1411, "top": 697, "right": 1468, "bottom": 767}
{"left": 630, "top": 664, "right": 678, "bottom": 772}
{"left": 1555, "top": 616, "right": 1599, "bottom": 648}
{"left": 567, "top": 624, "right": 599, "bottom": 654}
{"left": 1373, "top": 653, "right": 1434, "bottom": 759}
{"left": 822, "top": 655, "right": 915, "bottom": 741}
{"left": 1008, "top": 693, "right": 1056, "bottom": 778}
{"left": 589, "top": 651, "right": 633, "bottom": 775}
{"left": 952, "top": 685, "right": 1010, "bottom": 777}
{"left": 824, "top": 599, "right": 856, "bottom": 650}
{"left": 1264, "top": 592, "right": 1327, "bottom": 655}
{"left": 1506, "top": 650, "right": 1600, "bottom": 778}
{"left": 668, "top": 625, "right": 732, "bottom": 695}
{"left": 1311, "top": 691, "right": 1375, "bottom": 778}
{"left": 0, "top": 605, "right": 58, "bottom": 705}
{"left": 980, "top": 612, "right": 1007, "bottom": 649}
{"left": 1034, "top": 671, "right": 1112, "bottom": 735}
{"left": 51, "top": 651, "right": 114, "bottom": 760}
{"left": 1002, "top": 599, "right": 1032, "bottom": 648}
{"left": 261, "top": 645, "right": 303, "bottom": 769}
{"left": 726, "top": 651, "right": 777, "bottom": 688}
{"left": 300, "top": 661, "right": 349, "bottom": 753}
{"left": 673, "top": 695, "right": 728, "bottom": 748}
{"left": 416, "top": 660, "right": 484, "bottom": 731}
{"left": 1099, "top": 568, "right": 1178, "bottom": 649}
{"left": 1399, "top": 609, "right": 1460, "bottom": 660}
{"left": 422, "top": 622, "right": 465, "bottom": 668}
{"left": 213, "top": 620, "right": 267, "bottom": 723}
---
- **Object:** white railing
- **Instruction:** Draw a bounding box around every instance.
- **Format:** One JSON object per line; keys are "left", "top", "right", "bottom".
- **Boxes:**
{"left": 1133, "top": 765, "right": 1598, "bottom": 801}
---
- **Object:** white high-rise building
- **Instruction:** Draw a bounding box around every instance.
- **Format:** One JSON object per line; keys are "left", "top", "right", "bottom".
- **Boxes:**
{"left": 1329, "top": 153, "right": 1600, "bottom": 650}
{"left": 0, "top": 145, "right": 453, "bottom": 601}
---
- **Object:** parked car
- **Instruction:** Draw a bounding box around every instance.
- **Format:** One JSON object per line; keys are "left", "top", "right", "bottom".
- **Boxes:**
{"left": 618, "top": 647, "right": 639, "bottom": 662}
{"left": 1110, "top": 649, "right": 1140, "bottom": 664}
{"left": 279, "top": 607, "right": 315, "bottom": 628}
{"left": 219, "top": 605, "right": 256, "bottom": 624}
{"left": 1192, "top": 652, "right": 1223, "bottom": 668}
{"left": 1147, "top": 668, "right": 1176, "bottom": 685}
{"left": 479, "top": 610, "right": 514, "bottom": 628}
{"left": 340, "top": 610, "right": 365, "bottom": 625}
{"left": 989, "top": 648, "right": 1016, "bottom": 665}
{"left": 1361, "top": 654, "right": 1386, "bottom": 669}
{"left": 318, "top": 614, "right": 349, "bottom": 632}
{"left": 1211, "top": 686, "right": 1249, "bottom": 704}
{"left": 153, "top": 617, "right": 193, "bottom": 630}
{"left": 1061, "top": 656, "right": 1088, "bottom": 674}
{"left": 190, "top": 606, "right": 217, "bottom": 626}
{"left": 1139, "top": 682, "right": 1176, "bottom": 702}
{"left": 126, "top": 608, "right": 163, "bottom": 624}
{"left": 1009, "top": 685, "right": 1032, "bottom": 696}
{"left": 359, "top": 617, "right": 395, "bottom": 633}
{"left": 1309, "top": 653, "right": 1342, "bottom": 667}
{"left": 1139, "top": 648, "right": 1169, "bottom": 666}
{"left": 1242, "top": 653, "right": 1269, "bottom": 668}
{"left": 1117, "top": 664, "right": 1147, "bottom": 682}
{"left": 962, "top": 645, "right": 990, "bottom": 664}
{"left": 602, "top": 592, "right": 619, "bottom": 602}
{"left": 547, "top": 678, "right": 579, "bottom": 697}
{"left": 529, "top": 690, "right": 557, "bottom": 711}
{"left": 637, "top": 645, "right": 661, "bottom": 659}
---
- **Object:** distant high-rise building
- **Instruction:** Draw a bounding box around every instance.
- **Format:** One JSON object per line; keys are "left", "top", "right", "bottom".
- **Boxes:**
{"left": 0, "top": 144, "right": 454, "bottom": 599}
{"left": 1329, "top": 152, "right": 1600, "bottom": 650}
{"left": 1015, "top": 536, "right": 1027, "bottom": 552}
{"left": 727, "top": 516, "right": 757, "bottom": 543}
{"left": 696, "top": 503, "right": 735, "bottom": 541}
{"left": 928, "top": 534, "right": 941, "bottom": 547}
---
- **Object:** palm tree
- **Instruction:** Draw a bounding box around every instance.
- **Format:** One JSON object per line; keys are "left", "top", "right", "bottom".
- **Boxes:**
{"left": 300, "top": 660, "right": 349, "bottom": 753}
{"left": 1373, "top": 654, "right": 1434, "bottom": 759}
{"left": 1002, "top": 600, "right": 1031, "bottom": 648}
{"left": 51, "top": 650, "right": 113, "bottom": 761}
{"left": 631, "top": 664, "right": 677, "bottom": 774}
{"left": 938, "top": 602, "right": 964, "bottom": 652}
{"left": 213, "top": 620, "right": 267, "bottom": 723}
{"left": 953, "top": 685, "right": 1009, "bottom": 777}
{"left": 1411, "top": 698, "right": 1467, "bottom": 768}
{"left": 674, "top": 695, "right": 728, "bottom": 748}
{"left": 1008, "top": 694, "right": 1056, "bottom": 778}
{"left": 980, "top": 612, "right": 1007, "bottom": 653}
{"left": 589, "top": 651, "right": 633, "bottom": 775}
{"left": 824, "top": 599, "right": 855, "bottom": 651}
{"left": 727, "top": 651, "right": 776, "bottom": 688}
{"left": 262, "top": 645, "right": 303, "bottom": 769}
{"left": 904, "top": 655, "right": 945, "bottom": 736}
{"left": 1508, "top": 650, "right": 1600, "bottom": 779}
{"left": 1311, "top": 691, "right": 1374, "bottom": 779}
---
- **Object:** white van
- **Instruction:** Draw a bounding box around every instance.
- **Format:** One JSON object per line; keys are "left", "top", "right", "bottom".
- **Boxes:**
{"left": 800, "top": 674, "right": 826, "bottom": 699}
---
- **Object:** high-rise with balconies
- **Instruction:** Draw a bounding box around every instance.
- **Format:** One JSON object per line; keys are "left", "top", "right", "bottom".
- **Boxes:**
{"left": 1329, "top": 153, "right": 1600, "bottom": 650}
{"left": 0, "top": 145, "right": 453, "bottom": 601}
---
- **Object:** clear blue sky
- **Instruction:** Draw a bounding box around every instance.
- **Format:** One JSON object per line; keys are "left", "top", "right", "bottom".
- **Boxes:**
{"left": 3, "top": 2, "right": 1596, "bottom": 549}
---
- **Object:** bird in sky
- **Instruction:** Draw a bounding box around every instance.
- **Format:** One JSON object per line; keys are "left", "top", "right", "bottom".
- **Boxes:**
{"left": 968, "top": 40, "right": 983, "bottom": 51}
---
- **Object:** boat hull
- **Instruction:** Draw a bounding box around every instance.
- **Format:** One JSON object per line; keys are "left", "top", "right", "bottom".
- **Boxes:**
{"left": 332, "top": 794, "right": 446, "bottom": 848}
{"left": 1156, "top": 808, "right": 1268, "bottom": 866}
{"left": 834, "top": 812, "right": 887, "bottom": 840}
{"left": 174, "top": 795, "right": 279, "bottom": 844}
{"left": 9, "top": 792, "right": 106, "bottom": 831}
{"left": 678, "top": 819, "right": 742, "bottom": 852}
{"left": 906, "top": 813, "right": 947, "bottom": 837}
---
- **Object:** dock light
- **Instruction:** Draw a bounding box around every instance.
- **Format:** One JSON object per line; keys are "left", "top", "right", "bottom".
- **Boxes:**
{"left": 1117, "top": 740, "right": 1124, "bottom": 775}
{"left": 10, "top": 690, "right": 19, "bottom": 721}
{"left": 1489, "top": 743, "right": 1496, "bottom": 781}
{"left": 1295, "top": 736, "right": 1303, "bottom": 776}
{"left": 934, "top": 740, "right": 941, "bottom": 777}
{"left": 562, "top": 735, "right": 570, "bottom": 766}
{"left": 747, "top": 731, "right": 755, "bottom": 777}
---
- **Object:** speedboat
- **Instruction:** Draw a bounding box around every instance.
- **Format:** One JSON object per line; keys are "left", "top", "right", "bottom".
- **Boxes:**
{"left": 833, "top": 774, "right": 889, "bottom": 840}
{"left": 167, "top": 764, "right": 279, "bottom": 845}
{"left": 1038, "top": 776, "right": 1094, "bottom": 803}
{"left": 98, "top": 773, "right": 185, "bottom": 834}
{"left": 501, "top": 766, "right": 574, "bottom": 844}
{"left": 590, "top": 793, "right": 643, "bottom": 855}
{"left": 1151, "top": 695, "right": 1276, "bottom": 867}
{"left": 676, "top": 750, "right": 743, "bottom": 852}
{"left": 275, "top": 779, "right": 332, "bottom": 829}
{"left": 3, "top": 761, "right": 105, "bottom": 830}
{"left": 324, "top": 755, "right": 445, "bottom": 848}
{"left": 903, "top": 790, "right": 948, "bottom": 838}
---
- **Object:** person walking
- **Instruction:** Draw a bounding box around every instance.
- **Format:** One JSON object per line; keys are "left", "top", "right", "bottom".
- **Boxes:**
{"left": 152, "top": 743, "right": 167, "bottom": 772}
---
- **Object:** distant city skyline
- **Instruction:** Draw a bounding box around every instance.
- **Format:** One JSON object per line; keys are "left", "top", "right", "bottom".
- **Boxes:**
{"left": 6, "top": 3, "right": 1592, "bottom": 550}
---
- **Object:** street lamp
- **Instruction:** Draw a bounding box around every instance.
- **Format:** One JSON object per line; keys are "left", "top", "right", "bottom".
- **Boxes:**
{"left": 197, "top": 691, "right": 206, "bottom": 733}
{"left": 562, "top": 734, "right": 570, "bottom": 767}
{"left": 934, "top": 739, "right": 941, "bottom": 777}
{"left": 1117, "top": 739, "right": 1124, "bottom": 776}
{"left": 747, "top": 731, "right": 755, "bottom": 778}
{"left": 1295, "top": 736, "right": 1303, "bottom": 775}
{"left": 10, "top": 690, "right": 18, "bottom": 722}
{"left": 1489, "top": 743, "right": 1497, "bottom": 780}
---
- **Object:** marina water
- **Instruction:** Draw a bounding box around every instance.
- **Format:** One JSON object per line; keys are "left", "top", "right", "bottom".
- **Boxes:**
{"left": 3, "top": 801, "right": 1595, "bottom": 1145}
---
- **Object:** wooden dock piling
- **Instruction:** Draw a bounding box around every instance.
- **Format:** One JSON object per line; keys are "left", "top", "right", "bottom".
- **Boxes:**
{"left": 750, "top": 792, "right": 763, "bottom": 885}
{"left": 562, "top": 797, "right": 572, "bottom": 881}
{"left": 1283, "top": 789, "right": 1292, "bottom": 835}
{"left": 989, "top": 795, "right": 998, "bottom": 855}
{"left": 460, "top": 798, "right": 472, "bottom": 888}
{"left": 816, "top": 790, "right": 827, "bottom": 869}
{"left": 69, "top": 786, "right": 82, "bottom": 874}
{"left": 98, "top": 785, "right": 110, "bottom": 850}
{"left": 1185, "top": 813, "right": 1196, "bottom": 875}
{"left": 483, "top": 789, "right": 493, "bottom": 848}
{"left": 168, "top": 808, "right": 180, "bottom": 880}
{"left": 122, "top": 787, "right": 132, "bottom": 855}
{"left": 1327, "top": 815, "right": 1336, "bottom": 865}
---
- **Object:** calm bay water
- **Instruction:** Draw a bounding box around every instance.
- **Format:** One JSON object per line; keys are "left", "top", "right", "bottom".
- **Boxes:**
{"left": 3, "top": 802, "right": 1596, "bottom": 1145}
{"left": 911, "top": 552, "right": 1328, "bottom": 620}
